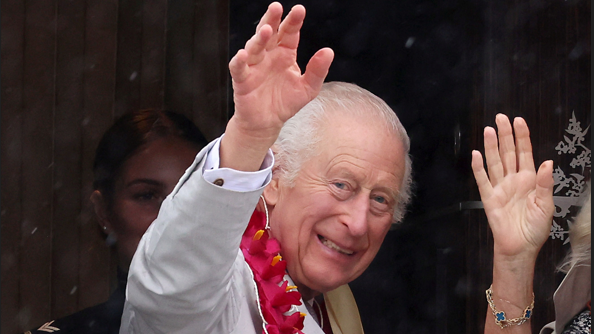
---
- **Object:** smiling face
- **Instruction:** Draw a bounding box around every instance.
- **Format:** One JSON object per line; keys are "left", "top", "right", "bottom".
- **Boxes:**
{"left": 264, "top": 113, "right": 406, "bottom": 298}
{"left": 92, "top": 136, "right": 200, "bottom": 270}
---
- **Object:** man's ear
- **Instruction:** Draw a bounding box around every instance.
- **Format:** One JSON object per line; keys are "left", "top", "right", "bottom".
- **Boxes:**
{"left": 262, "top": 174, "right": 281, "bottom": 206}
{"left": 90, "top": 190, "right": 112, "bottom": 233}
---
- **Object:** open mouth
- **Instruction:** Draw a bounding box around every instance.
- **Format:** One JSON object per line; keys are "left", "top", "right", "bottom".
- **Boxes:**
{"left": 318, "top": 235, "right": 354, "bottom": 255}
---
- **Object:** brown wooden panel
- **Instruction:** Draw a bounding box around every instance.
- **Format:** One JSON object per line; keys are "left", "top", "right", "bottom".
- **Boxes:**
{"left": 1, "top": 1, "right": 230, "bottom": 331}
{"left": 192, "top": 0, "right": 229, "bottom": 140}
{"left": 79, "top": 0, "right": 119, "bottom": 310}
{"left": 165, "top": 0, "right": 229, "bottom": 137}
{"left": 50, "top": 0, "right": 87, "bottom": 320}
{"left": 19, "top": 0, "right": 57, "bottom": 330}
{"left": 113, "top": 0, "right": 142, "bottom": 117}
{"left": 165, "top": 0, "right": 197, "bottom": 120}
{"left": 140, "top": 0, "right": 168, "bottom": 110}
{"left": 0, "top": 0, "right": 25, "bottom": 332}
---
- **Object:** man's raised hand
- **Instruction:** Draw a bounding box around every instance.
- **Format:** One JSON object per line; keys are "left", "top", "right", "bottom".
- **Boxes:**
{"left": 222, "top": 2, "right": 334, "bottom": 171}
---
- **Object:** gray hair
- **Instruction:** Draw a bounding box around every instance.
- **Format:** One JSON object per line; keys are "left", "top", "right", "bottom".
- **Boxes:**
{"left": 559, "top": 182, "right": 591, "bottom": 273}
{"left": 272, "top": 81, "right": 413, "bottom": 224}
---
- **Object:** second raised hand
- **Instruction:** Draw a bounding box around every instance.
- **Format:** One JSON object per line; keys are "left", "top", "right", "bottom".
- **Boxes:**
{"left": 471, "top": 114, "right": 555, "bottom": 258}
{"left": 222, "top": 2, "right": 334, "bottom": 172}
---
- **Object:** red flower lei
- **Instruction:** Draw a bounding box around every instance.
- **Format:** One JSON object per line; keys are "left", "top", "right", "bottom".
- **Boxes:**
{"left": 240, "top": 211, "right": 306, "bottom": 334}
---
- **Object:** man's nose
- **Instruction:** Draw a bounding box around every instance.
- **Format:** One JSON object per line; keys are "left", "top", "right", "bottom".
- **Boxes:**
{"left": 343, "top": 193, "right": 369, "bottom": 237}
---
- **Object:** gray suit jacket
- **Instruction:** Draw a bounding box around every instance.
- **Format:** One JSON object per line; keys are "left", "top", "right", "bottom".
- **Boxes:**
{"left": 119, "top": 140, "right": 326, "bottom": 334}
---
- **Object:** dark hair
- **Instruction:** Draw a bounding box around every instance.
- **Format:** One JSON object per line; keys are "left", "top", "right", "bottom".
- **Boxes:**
{"left": 93, "top": 109, "right": 208, "bottom": 202}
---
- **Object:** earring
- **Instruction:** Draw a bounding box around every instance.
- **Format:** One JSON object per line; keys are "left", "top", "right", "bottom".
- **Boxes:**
{"left": 106, "top": 232, "right": 117, "bottom": 247}
{"left": 260, "top": 195, "right": 270, "bottom": 230}
{"left": 103, "top": 226, "right": 107, "bottom": 230}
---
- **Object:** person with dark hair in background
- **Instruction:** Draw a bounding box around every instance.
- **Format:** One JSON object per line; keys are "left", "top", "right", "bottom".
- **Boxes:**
{"left": 25, "top": 109, "right": 208, "bottom": 334}
{"left": 472, "top": 114, "right": 591, "bottom": 334}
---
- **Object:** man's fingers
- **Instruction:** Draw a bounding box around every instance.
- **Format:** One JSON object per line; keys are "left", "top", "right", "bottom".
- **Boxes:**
{"left": 472, "top": 150, "right": 494, "bottom": 200}
{"left": 276, "top": 4, "right": 306, "bottom": 50}
{"left": 484, "top": 126, "right": 504, "bottom": 186}
{"left": 230, "top": 23, "right": 274, "bottom": 84}
{"left": 303, "top": 48, "right": 334, "bottom": 93}
{"left": 514, "top": 117, "right": 536, "bottom": 173}
{"left": 256, "top": 2, "right": 283, "bottom": 35}
{"left": 244, "top": 25, "right": 273, "bottom": 65}
{"left": 495, "top": 114, "right": 517, "bottom": 175}
{"left": 229, "top": 49, "right": 249, "bottom": 84}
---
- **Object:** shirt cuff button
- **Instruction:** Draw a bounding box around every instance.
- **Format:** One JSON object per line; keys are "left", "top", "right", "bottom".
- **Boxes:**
{"left": 213, "top": 178, "right": 224, "bottom": 186}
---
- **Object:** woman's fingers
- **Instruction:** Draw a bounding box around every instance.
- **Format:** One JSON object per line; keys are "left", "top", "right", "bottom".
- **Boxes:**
{"left": 495, "top": 114, "right": 518, "bottom": 176}
{"left": 484, "top": 126, "right": 504, "bottom": 186}
{"left": 513, "top": 117, "right": 536, "bottom": 173}
{"left": 472, "top": 150, "right": 494, "bottom": 200}
{"left": 535, "top": 160, "right": 555, "bottom": 215}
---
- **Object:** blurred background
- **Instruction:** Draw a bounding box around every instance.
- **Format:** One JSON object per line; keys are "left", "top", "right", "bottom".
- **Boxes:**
{"left": 1, "top": 0, "right": 590, "bottom": 332}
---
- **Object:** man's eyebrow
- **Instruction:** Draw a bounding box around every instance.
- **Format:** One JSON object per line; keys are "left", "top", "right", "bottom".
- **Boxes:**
{"left": 333, "top": 169, "right": 358, "bottom": 180}
{"left": 327, "top": 164, "right": 362, "bottom": 179}
{"left": 125, "top": 179, "right": 163, "bottom": 187}
{"left": 380, "top": 186, "right": 400, "bottom": 202}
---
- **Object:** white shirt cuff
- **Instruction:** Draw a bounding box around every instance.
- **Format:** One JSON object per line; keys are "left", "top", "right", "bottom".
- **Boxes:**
{"left": 203, "top": 136, "right": 273, "bottom": 191}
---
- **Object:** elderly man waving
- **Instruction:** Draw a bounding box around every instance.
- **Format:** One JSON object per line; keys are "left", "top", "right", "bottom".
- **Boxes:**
{"left": 120, "top": 2, "right": 412, "bottom": 334}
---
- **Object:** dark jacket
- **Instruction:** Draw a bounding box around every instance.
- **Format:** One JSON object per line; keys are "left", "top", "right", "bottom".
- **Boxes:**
{"left": 25, "top": 269, "right": 126, "bottom": 334}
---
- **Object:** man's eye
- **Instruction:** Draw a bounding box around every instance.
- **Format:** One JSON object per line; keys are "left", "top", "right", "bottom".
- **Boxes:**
{"left": 373, "top": 196, "right": 387, "bottom": 204}
{"left": 334, "top": 182, "right": 347, "bottom": 190}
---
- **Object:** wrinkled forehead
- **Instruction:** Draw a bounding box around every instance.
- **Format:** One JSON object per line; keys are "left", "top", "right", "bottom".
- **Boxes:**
{"left": 317, "top": 113, "right": 405, "bottom": 162}
{"left": 320, "top": 106, "right": 401, "bottom": 142}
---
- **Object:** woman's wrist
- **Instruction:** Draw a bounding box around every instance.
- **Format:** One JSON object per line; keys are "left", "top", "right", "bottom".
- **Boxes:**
{"left": 490, "top": 251, "right": 536, "bottom": 320}
{"left": 493, "top": 243, "right": 540, "bottom": 266}
{"left": 485, "top": 254, "right": 537, "bottom": 333}
{"left": 492, "top": 253, "right": 536, "bottom": 289}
